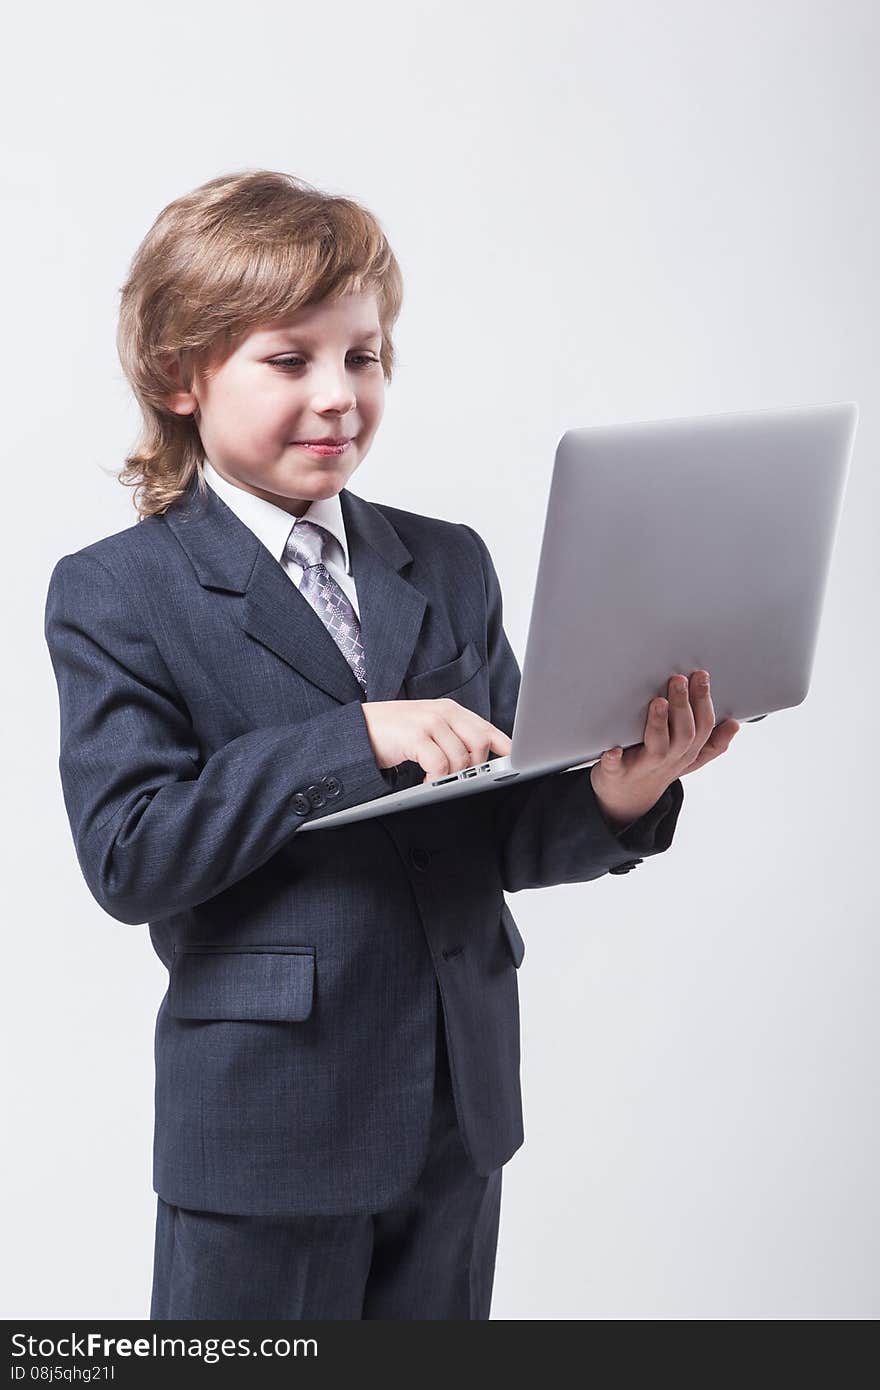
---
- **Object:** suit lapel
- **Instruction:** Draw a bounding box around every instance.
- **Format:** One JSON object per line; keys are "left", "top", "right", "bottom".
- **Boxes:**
{"left": 164, "top": 471, "right": 428, "bottom": 705}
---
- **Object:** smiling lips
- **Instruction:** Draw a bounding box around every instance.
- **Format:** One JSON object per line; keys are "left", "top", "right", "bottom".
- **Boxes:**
{"left": 292, "top": 438, "right": 351, "bottom": 455}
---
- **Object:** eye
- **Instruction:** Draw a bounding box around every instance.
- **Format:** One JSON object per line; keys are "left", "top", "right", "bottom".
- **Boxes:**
{"left": 270, "top": 355, "right": 380, "bottom": 371}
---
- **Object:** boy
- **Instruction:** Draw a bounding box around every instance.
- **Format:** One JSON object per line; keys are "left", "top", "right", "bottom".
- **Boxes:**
{"left": 44, "top": 170, "right": 738, "bottom": 1320}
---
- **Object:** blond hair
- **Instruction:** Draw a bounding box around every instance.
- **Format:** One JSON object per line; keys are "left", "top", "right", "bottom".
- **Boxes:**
{"left": 115, "top": 169, "right": 404, "bottom": 519}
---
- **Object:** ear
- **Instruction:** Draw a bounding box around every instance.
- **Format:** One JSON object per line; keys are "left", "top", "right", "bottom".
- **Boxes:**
{"left": 166, "top": 391, "right": 198, "bottom": 417}
{"left": 161, "top": 354, "right": 198, "bottom": 417}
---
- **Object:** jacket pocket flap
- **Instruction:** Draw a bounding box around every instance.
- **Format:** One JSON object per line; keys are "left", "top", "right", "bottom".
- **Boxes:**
{"left": 168, "top": 945, "right": 315, "bottom": 1022}
{"left": 500, "top": 902, "right": 526, "bottom": 968}
{"left": 404, "top": 640, "right": 483, "bottom": 700}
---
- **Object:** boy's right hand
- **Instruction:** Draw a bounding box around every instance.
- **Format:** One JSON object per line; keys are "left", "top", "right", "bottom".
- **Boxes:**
{"left": 361, "top": 699, "right": 513, "bottom": 784}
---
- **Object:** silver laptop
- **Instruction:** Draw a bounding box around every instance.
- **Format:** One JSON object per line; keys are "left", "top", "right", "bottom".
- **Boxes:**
{"left": 298, "top": 401, "right": 858, "bottom": 833}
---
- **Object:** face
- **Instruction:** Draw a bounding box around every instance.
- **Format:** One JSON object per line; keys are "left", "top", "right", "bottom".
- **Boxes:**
{"left": 166, "top": 290, "right": 385, "bottom": 518}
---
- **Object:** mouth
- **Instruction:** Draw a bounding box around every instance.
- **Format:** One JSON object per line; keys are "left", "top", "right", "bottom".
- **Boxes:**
{"left": 290, "top": 439, "right": 352, "bottom": 456}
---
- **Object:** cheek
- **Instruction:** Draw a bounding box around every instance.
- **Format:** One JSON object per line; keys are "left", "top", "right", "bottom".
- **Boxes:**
{"left": 362, "top": 385, "right": 385, "bottom": 425}
{"left": 213, "top": 374, "right": 273, "bottom": 422}
{"left": 260, "top": 380, "right": 306, "bottom": 427}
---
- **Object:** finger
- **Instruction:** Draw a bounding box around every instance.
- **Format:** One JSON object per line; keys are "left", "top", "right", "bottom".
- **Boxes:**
{"left": 487, "top": 725, "right": 514, "bottom": 756}
{"left": 598, "top": 745, "right": 626, "bottom": 773}
{"left": 679, "top": 719, "right": 740, "bottom": 775}
{"left": 643, "top": 693, "right": 671, "bottom": 759}
{"left": 689, "top": 670, "right": 716, "bottom": 745}
{"left": 667, "top": 672, "right": 696, "bottom": 755}
{"left": 444, "top": 701, "right": 512, "bottom": 758}
{"left": 418, "top": 717, "right": 473, "bottom": 783}
{"left": 419, "top": 702, "right": 509, "bottom": 782}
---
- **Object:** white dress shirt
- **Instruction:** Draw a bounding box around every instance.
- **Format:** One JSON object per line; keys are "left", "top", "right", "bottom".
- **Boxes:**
{"left": 201, "top": 458, "right": 361, "bottom": 620}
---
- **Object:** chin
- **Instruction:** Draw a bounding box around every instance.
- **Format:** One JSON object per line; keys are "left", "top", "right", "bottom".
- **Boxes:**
{"left": 311, "top": 472, "right": 348, "bottom": 493}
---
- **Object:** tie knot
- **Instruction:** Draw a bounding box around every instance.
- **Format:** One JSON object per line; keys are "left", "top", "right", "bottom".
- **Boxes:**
{"left": 284, "top": 518, "right": 330, "bottom": 570}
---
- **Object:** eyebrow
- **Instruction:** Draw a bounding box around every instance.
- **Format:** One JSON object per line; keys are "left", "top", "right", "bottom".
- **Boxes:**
{"left": 264, "top": 325, "right": 382, "bottom": 343}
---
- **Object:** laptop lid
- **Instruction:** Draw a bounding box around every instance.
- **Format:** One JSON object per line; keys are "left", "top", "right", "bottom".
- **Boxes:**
{"left": 509, "top": 401, "right": 858, "bottom": 773}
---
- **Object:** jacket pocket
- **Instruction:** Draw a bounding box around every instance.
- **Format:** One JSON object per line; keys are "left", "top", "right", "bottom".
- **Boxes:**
{"left": 404, "top": 640, "right": 484, "bottom": 700}
{"left": 500, "top": 902, "right": 526, "bottom": 968}
{"left": 168, "top": 944, "right": 315, "bottom": 1021}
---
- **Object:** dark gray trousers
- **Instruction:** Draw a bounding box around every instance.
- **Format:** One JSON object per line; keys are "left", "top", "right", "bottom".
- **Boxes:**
{"left": 149, "top": 989, "right": 504, "bottom": 1319}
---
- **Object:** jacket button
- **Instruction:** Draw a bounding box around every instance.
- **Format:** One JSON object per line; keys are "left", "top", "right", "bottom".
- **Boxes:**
{"left": 292, "top": 792, "right": 311, "bottom": 815}
{"left": 306, "top": 783, "right": 326, "bottom": 808}
{"left": 410, "top": 845, "right": 431, "bottom": 871}
{"left": 322, "top": 775, "right": 342, "bottom": 798}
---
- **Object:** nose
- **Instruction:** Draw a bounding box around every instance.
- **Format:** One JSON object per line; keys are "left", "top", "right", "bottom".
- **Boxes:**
{"left": 308, "top": 367, "right": 358, "bottom": 414}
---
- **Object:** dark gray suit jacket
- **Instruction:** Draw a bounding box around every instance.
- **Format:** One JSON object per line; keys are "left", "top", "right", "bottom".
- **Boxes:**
{"left": 44, "top": 470, "right": 683, "bottom": 1216}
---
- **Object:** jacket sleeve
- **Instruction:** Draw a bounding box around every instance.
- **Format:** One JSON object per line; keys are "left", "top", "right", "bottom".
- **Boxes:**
{"left": 44, "top": 551, "right": 392, "bottom": 926}
{"left": 458, "top": 523, "right": 684, "bottom": 893}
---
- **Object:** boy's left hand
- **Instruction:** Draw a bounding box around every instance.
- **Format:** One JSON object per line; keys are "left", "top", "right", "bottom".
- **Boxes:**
{"left": 590, "top": 670, "right": 740, "bottom": 833}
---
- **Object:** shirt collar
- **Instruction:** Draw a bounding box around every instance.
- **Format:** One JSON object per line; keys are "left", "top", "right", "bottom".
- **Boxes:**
{"left": 201, "top": 458, "right": 351, "bottom": 572}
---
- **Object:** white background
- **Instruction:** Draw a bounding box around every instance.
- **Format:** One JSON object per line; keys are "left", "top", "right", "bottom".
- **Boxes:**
{"left": 3, "top": 0, "right": 877, "bottom": 1319}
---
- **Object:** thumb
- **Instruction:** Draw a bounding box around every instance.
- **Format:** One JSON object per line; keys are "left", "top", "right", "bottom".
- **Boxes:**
{"left": 602, "top": 746, "right": 624, "bottom": 769}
